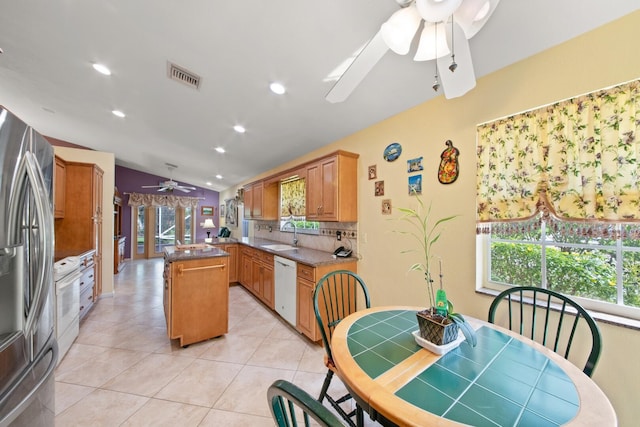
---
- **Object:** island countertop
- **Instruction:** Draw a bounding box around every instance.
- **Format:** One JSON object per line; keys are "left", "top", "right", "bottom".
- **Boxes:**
{"left": 163, "top": 244, "right": 229, "bottom": 262}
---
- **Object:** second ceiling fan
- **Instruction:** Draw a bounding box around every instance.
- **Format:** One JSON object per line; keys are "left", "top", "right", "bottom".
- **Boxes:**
{"left": 326, "top": 0, "right": 500, "bottom": 103}
{"left": 141, "top": 163, "right": 196, "bottom": 193}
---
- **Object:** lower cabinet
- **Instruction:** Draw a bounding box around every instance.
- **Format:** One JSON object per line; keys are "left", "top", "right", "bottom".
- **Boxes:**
{"left": 164, "top": 255, "right": 229, "bottom": 347}
{"left": 78, "top": 249, "right": 96, "bottom": 320}
{"left": 221, "top": 244, "right": 238, "bottom": 282}
{"left": 296, "top": 261, "right": 358, "bottom": 342}
{"left": 114, "top": 236, "right": 126, "bottom": 274}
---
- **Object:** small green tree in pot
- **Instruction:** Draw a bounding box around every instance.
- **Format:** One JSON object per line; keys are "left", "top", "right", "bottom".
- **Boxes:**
{"left": 396, "top": 194, "right": 477, "bottom": 347}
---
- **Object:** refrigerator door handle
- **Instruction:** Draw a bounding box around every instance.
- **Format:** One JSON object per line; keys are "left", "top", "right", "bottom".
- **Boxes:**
{"left": 9, "top": 152, "right": 54, "bottom": 339}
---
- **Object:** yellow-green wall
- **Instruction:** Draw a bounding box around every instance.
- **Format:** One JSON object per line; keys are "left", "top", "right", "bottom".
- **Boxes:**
{"left": 224, "top": 11, "right": 640, "bottom": 425}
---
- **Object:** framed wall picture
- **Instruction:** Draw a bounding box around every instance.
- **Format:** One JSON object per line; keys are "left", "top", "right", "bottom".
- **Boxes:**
{"left": 220, "top": 203, "right": 226, "bottom": 218}
{"left": 201, "top": 206, "right": 214, "bottom": 216}
{"left": 382, "top": 199, "right": 392, "bottom": 215}
{"left": 368, "top": 164, "right": 377, "bottom": 180}
{"left": 375, "top": 180, "right": 385, "bottom": 196}
{"left": 407, "top": 156, "right": 423, "bottom": 172}
{"left": 408, "top": 174, "right": 422, "bottom": 195}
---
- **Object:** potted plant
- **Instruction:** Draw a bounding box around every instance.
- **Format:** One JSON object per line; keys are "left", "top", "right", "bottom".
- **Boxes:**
{"left": 396, "top": 193, "right": 477, "bottom": 348}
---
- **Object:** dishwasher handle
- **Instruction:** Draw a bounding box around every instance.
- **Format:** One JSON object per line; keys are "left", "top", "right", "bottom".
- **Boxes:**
{"left": 276, "top": 260, "right": 293, "bottom": 267}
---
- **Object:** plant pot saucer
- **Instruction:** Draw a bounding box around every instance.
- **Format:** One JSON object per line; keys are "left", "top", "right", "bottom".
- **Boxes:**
{"left": 412, "top": 330, "right": 465, "bottom": 355}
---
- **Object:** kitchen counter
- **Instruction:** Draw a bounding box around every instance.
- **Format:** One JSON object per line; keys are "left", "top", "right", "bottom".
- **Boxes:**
{"left": 163, "top": 244, "right": 229, "bottom": 262}
{"left": 207, "top": 237, "right": 355, "bottom": 267}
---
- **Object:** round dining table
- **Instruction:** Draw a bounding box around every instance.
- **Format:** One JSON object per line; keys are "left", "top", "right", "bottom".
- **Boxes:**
{"left": 331, "top": 306, "right": 617, "bottom": 427}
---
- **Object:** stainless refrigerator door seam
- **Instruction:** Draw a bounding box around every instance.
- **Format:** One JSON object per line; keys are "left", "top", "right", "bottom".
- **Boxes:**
{"left": 8, "top": 151, "right": 53, "bottom": 356}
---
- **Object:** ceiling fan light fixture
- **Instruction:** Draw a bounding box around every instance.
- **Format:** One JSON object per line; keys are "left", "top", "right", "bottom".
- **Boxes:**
{"left": 414, "top": 22, "right": 450, "bottom": 61}
{"left": 380, "top": 3, "right": 421, "bottom": 55}
{"left": 416, "top": 0, "right": 462, "bottom": 22}
{"left": 454, "top": 0, "right": 500, "bottom": 39}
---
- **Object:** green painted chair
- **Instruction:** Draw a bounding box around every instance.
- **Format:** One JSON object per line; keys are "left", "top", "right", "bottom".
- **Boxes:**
{"left": 313, "top": 270, "right": 371, "bottom": 427}
{"left": 488, "top": 286, "right": 602, "bottom": 377}
{"left": 268, "top": 379, "right": 345, "bottom": 427}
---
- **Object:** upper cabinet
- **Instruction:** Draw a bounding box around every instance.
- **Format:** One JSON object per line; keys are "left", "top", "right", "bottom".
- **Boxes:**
{"left": 244, "top": 180, "right": 278, "bottom": 220}
{"left": 54, "top": 155, "right": 66, "bottom": 219}
{"left": 305, "top": 151, "right": 358, "bottom": 222}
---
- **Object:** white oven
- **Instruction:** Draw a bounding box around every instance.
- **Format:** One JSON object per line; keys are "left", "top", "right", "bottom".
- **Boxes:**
{"left": 54, "top": 256, "right": 82, "bottom": 364}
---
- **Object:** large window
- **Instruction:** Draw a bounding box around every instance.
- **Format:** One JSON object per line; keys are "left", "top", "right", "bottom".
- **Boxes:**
{"left": 481, "top": 219, "right": 640, "bottom": 319}
{"left": 476, "top": 79, "right": 640, "bottom": 320}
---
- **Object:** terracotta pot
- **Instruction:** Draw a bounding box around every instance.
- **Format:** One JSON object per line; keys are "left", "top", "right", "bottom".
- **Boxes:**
{"left": 416, "top": 309, "right": 459, "bottom": 346}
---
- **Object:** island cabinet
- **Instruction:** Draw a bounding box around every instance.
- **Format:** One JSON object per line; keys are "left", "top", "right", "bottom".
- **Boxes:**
{"left": 243, "top": 180, "right": 278, "bottom": 220}
{"left": 296, "top": 260, "right": 358, "bottom": 341}
{"left": 163, "top": 246, "right": 229, "bottom": 347}
{"left": 305, "top": 151, "right": 358, "bottom": 222}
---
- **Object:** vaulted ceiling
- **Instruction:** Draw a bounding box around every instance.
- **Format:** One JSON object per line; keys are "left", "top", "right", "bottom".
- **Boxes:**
{"left": 0, "top": 1, "right": 637, "bottom": 191}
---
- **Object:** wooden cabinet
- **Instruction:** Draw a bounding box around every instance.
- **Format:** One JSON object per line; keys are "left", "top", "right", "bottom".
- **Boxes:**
{"left": 114, "top": 237, "right": 126, "bottom": 274}
{"left": 296, "top": 260, "right": 358, "bottom": 341}
{"left": 164, "top": 255, "right": 229, "bottom": 347}
{"left": 238, "top": 246, "right": 274, "bottom": 309}
{"left": 243, "top": 180, "right": 278, "bottom": 220}
{"left": 55, "top": 161, "right": 104, "bottom": 300}
{"left": 78, "top": 250, "right": 96, "bottom": 320}
{"left": 305, "top": 151, "right": 358, "bottom": 222}
{"left": 54, "top": 155, "right": 66, "bottom": 219}
{"left": 215, "top": 244, "right": 238, "bottom": 282}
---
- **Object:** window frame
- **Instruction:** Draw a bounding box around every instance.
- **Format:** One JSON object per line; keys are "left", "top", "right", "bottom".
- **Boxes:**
{"left": 477, "top": 222, "right": 640, "bottom": 322}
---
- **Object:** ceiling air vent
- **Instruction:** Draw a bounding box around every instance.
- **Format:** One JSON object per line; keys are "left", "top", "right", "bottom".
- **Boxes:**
{"left": 167, "top": 62, "right": 201, "bottom": 89}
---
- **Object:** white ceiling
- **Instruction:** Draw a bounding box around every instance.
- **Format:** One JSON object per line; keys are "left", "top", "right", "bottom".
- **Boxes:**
{"left": 0, "top": 1, "right": 637, "bottom": 191}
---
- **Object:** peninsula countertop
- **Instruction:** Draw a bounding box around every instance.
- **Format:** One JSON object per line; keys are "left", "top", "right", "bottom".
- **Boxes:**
{"left": 163, "top": 244, "right": 230, "bottom": 262}
{"left": 207, "top": 237, "right": 356, "bottom": 267}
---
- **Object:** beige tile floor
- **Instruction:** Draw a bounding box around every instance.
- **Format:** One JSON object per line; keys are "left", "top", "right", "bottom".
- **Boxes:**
{"left": 54, "top": 258, "right": 366, "bottom": 426}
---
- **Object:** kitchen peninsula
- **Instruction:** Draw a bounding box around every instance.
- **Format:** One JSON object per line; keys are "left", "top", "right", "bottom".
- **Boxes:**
{"left": 163, "top": 244, "right": 230, "bottom": 347}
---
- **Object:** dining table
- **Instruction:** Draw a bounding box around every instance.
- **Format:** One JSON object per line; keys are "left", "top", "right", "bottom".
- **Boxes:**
{"left": 331, "top": 306, "right": 617, "bottom": 427}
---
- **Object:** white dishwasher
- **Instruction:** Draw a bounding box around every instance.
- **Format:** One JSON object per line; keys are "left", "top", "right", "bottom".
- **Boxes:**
{"left": 274, "top": 256, "right": 297, "bottom": 326}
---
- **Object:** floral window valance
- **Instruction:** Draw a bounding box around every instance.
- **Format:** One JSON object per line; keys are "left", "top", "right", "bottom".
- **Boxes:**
{"left": 127, "top": 192, "right": 200, "bottom": 209}
{"left": 477, "top": 79, "right": 640, "bottom": 233}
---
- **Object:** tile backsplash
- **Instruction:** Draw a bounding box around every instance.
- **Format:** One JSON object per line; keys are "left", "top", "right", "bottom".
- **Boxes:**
{"left": 252, "top": 221, "right": 357, "bottom": 253}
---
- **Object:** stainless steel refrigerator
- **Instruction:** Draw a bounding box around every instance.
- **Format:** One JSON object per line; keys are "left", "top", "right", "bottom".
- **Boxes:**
{"left": 0, "top": 107, "right": 57, "bottom": 426}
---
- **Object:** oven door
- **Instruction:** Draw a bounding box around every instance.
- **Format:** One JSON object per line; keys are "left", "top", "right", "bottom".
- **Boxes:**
{"left": 55, "top": 270, "right": 81, "bottom": 339}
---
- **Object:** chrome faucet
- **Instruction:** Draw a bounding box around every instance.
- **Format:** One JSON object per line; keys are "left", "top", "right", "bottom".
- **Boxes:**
{"left": 282, "top": 220, "right": 298, "bottom": 246}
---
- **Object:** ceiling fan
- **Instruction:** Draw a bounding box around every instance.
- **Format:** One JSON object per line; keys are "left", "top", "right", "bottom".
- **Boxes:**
{"left": 141, "top": 163, "right": 196, "bottom": 193}
{"left": 326, "top": 0, "right": 500, "bottom": 103}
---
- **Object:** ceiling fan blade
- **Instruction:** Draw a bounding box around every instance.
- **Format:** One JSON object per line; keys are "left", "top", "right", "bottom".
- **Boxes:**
{"left": 141, "top": 185, "right": 161, "bottom": 188}
{"left": 174, "top": 187, "right": 192, "bottom": 193}
{"left": 437, "top": 21, "right": 476, "bottom": 99}
{"left": 325, "top": 29, "right": 389, "bottom": 103}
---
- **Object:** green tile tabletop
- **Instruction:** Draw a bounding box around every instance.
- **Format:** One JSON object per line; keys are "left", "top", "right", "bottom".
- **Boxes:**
{"left": 331, "top": 306, "right": 617, "bottom": 427}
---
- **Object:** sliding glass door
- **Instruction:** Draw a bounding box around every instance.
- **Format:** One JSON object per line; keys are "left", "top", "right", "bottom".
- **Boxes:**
{"left": 133, "top": 206, "right": 193, "bottom": 259}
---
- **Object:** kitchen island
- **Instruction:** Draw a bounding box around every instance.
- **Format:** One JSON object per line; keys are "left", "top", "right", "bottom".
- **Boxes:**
{"left": 163, "top": 244, "right": 229, "bottom": 347}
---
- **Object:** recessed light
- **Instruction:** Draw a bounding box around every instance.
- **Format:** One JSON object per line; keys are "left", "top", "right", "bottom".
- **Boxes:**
{"left": 215, "top": 174, "right": 223, "bottom": 179}
{"left": 206, "top": 181, "right": 213, "bottom": 186}
{"left": 270, "top": 82, "right": 286, "bottom": 95}
{"left": 92, "top": 63, "right": 112, "bottom": 76}
{"left": 112, "top": 110, "right": 125, "bottom": 118}
{"left": 215, "top": 147, "right": 225, "bottom": 153}
{"left": 233, "top": 124, "right": 246, "bottom": 133}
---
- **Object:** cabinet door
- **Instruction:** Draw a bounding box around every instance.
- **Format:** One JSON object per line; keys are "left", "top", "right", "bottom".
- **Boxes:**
{"left": 54, "top": 156, "right": 66, "bottom": 219}
{"left": 261, "top": 263, "right": 274, "bottom": 309}
{"left": 240, "top": 251, "right": 252, "bottom": 287}
{"left": 296, "top": 278, "right": 317, "bottom": 340}
{"left": 244, "top": 185, "right": 254, "bottom": 218}
{"left": 251, "top": 258, "right": 262, "bottom": 297}
{"left": 252, "top": 182, "right": 264, "bottom": 219}
{"left": 223, "top": 244, "right": 238, "bottom": 282}
{"left": 306, "top": 156, "right": 337, "bottom": 221}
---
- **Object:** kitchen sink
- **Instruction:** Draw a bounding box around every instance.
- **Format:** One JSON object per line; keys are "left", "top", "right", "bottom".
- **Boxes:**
{"left": 261, "top": 244, "right": 297, "bottom": 251}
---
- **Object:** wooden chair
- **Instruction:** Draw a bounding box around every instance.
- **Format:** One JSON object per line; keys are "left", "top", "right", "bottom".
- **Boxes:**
{"left": 488, "top": 286, "right": 602, "bottom": 377}
{"left": 268, "top": 379, "right": 345, "bottom": 427}
{"left": 313, "top": 270, "right": 370, "bottom": 427}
